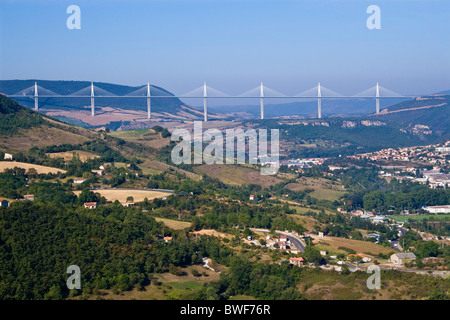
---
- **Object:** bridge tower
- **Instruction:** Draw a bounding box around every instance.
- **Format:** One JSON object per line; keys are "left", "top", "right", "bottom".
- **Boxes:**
{"left": 260, "top": 82, "right": 264, "bottom": 120}
{"left": 317, "top": 82, "right": 322, "bottom": 119}
{"left": 90, "top": 82, "right": 95, "bottom": 116}
{"left": 203, "top": 82, "right": 208, "bottom": 122}
{"left": 147, "top": 82, "right": 151, "bottom": 119}
{"left": 376, "top": 81, "right": 380, "bottom": 114}
{"left": 34, "top": 82, "right": 38, "bottom": 111}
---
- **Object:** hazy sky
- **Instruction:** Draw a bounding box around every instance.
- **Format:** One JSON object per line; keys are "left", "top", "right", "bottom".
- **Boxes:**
{"left": 1, "top": 0, "right": 449, "bottom": 96}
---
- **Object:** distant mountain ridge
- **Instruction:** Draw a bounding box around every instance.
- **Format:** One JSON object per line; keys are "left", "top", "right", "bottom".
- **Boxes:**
{"left": 372, "top": 95, "right": 450, "bottom": 137}
{"left": 435, "top": 90, "right": 450, "bottom": 95}
{"left": 0, "top": 79, "right": 196, "bottom": 117}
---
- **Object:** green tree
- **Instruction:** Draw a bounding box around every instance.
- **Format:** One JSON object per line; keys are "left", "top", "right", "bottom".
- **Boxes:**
{"left": 303, "top": 246, "right": 323, "bottom": 266}
{"left": 44, "top": 285, "right": 63, "bottom": 300}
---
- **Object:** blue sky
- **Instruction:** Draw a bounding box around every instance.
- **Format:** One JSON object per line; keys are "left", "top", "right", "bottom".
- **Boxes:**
{"left": 0, "top": 0, "right": 449, "bottom": 97}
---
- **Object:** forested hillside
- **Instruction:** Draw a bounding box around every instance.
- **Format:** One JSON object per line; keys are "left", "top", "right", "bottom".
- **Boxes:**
{"left": 0, "top": 94, "right": 46, "bottom": 134}
{"left": 375, "top": 95, "right": 450, "bottom": 137}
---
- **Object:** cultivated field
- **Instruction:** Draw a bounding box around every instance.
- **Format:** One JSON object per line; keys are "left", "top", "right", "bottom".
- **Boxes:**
{"left": 154, "top": 217, "right": 192, "bottom": 230}
{"left": 309, "top": 189, "right": 346, "bottom": 202}
{"left": 288, "top": 205, "right": 335, "bottom": 215}
{"left": 297, "top": 269, "right": 439, "bottom": 300}
{"left": 290, "top": 214, "right": 320, "bottom": 231}
{"left": 87, "top": 265, "right": 221, "bottom": 300}
{"left": 194, "top": 164, "right": 283, "bottom": 187}
{"left": 0, "top": 126, "right": 90, "bottom": 151}
{"left": 73, "top": 189, "right": 172, "bottom": 203}
{"left": 139, "top": 160, "right": 202, "bottom": 180}
{"left": 312, "top": 235, "right": 394, "bottom": 256}
{"left": 0, "top": 161, "right": 66, "bottom": 174}
{"left": 285, "top": 177, "right": 346, "bottom": 201}
{"left": 191, "top": 229, "right": 233, "bottom": 239}
{"left": 46, "top": 150, "right": 100, "bottom": 162}
{"left": 390, "top": 214, "right": 450, "bottom": 222}
{"left": 109, "top": 128, "right": 171, "bottom": 150}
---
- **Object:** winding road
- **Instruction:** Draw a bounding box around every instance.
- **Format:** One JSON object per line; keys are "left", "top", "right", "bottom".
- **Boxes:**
{"left": 251, "top": 228, "right": 306, "bottom": 253}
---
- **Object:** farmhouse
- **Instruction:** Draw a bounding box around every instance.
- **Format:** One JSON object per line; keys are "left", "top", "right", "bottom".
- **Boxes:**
{"left": 4, "top": 153, "right": 13, "bottom": 160}
{"left": 289, "top": 257, "right": 305, "bottom": 267}
{"left": 23, "top": 194, "right": 35, "bottom": 201}
{"left": 73, "top": 178, "right": 87, "bottom": 184}
{"left": 121, "top": 202, "right": 135, "bottom": 207}
{"left": 84, "top": 202, "right": 97, "bottom": 209}
{"left": 91, "top": 170, "right": 104, "bottom": 175}
{"left": 389, "top": 252, "right": 416, "bottom": 265}
{"left": 276, "top": 241, "right": 287, "bottom": 250}
{"left": 0, "top": 199, "right": 9, "bottom": 208}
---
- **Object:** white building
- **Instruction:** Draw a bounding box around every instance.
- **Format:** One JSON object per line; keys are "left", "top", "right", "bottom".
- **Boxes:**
{"left": 423, "top": 205, "right": 450, "bottom": 214}
{"left": 436, "top": 147, "right": 450, "bottom": 153}
{"left": 389, "top": 253, "right": 416, "bottom": 265}
{"left": 371, "top": 216, "right": 388, "bottom": 224}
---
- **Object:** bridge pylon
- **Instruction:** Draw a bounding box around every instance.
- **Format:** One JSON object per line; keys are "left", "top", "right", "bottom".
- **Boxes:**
{"left": 34, "top": 82, "right": 38, "bottom": 111}
{"left": 260, "top": 82, "right": 264, "bottom": 120}
{"left": 203, "top": 82, "right": 207, "bottom": 122}
{"left": 147, "top": 82, "right": 151, "bottom": 119}
{"left": 91, "top": 82, "right": 95, "bottom": 116}
{"left": 317, "top": 82, "right": 322, "bottom": 119}
{"left": 376, "top": 81, "right": 380, "bottom": 114}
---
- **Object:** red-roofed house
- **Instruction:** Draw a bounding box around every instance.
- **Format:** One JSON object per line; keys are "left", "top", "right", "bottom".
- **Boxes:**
{"left": 276, "top": 241, "right": 287, "bottom": 250}
{"left": 289, "top": 257, "right": 305, "bottom": 267}
{"left": 24, "top": 194, "right": 35, "bottom": 201}
{"left": 84, "top": 202, "right": 97, "bottom": 209}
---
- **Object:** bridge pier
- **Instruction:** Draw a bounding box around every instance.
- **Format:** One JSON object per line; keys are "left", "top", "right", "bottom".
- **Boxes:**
{"left": 147, "top": 82, "right": 151, "bottom": 119}
{"left": 317, "top": 82, "right": 322, "bottom": 119}
{"left": 376, "top": 82, "right": 380, "bottom": 113}
{"left": 260, "top": 82, "right": 264, "bottom": 120}
{"left": 34, "top": 82, "right": 38, "bottom": 111}
{"left": 91, "top": 82, "right": 95, "bottom": 116}
{"left": 203, "top": 82, "right": 207, "bottom": 122}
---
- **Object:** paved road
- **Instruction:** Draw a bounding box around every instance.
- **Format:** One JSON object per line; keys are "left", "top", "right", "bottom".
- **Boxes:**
{"left": 281, "top": 232, "right": 306, "bottom": 253}
{"left": 251, "top": 228, "right": 306, "bottom": 253}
